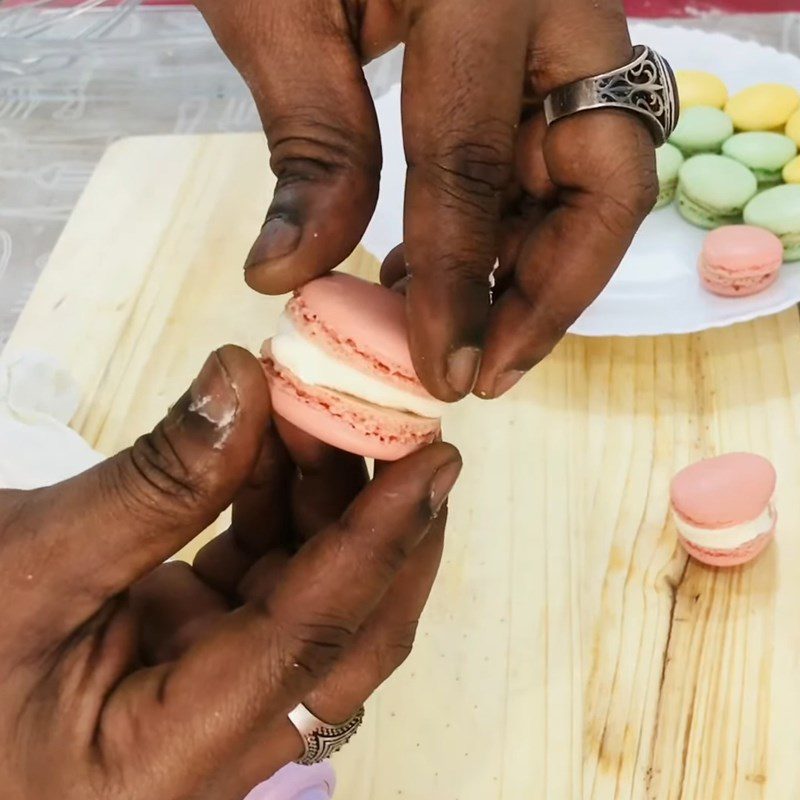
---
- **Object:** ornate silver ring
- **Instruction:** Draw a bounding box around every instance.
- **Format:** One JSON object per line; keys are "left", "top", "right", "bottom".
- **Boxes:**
{"left": 288, "top": 703, "right": 364, "bottom": 766}
{"left": 543, "top": 45, "right": 679, "bottom": 146}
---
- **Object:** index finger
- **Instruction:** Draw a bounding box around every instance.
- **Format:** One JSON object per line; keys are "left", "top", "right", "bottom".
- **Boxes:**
{"left": 475, "top": 112, "right": 656, "bottom": 397}
{"left": 401, "top": 0, "right": 530, "bottom": 400}
{"left": 196, "top": 0, "right": 382, "bottom": 295}
{"left": 475, "top": 3, "right": 658, "bottom": 397}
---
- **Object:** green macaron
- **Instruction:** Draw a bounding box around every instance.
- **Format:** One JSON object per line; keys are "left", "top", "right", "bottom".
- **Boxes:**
{"left": 744, "top": 184, "right": 800, "bottom": 261}
{"left": 677, "top": 154, "right": 758, "bottom": 229}
{"left": 722, "top": 132, "right": 798, "bottom": 187}
{"left": 654, "top": 143, "right": 685, "bottom": 209}
{"left": 669, "top": 106, "right": 735, "bottom": 156}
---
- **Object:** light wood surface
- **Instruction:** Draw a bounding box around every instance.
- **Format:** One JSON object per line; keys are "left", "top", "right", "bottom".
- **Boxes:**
{"left": 6, "top": 132, "right": 800, "bottom": 799}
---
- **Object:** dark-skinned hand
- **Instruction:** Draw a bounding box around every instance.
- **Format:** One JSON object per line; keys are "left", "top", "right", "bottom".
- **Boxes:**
{"left": 0, "top": 346, "right": 461, "bottom": 799}
{"left": 195, "top": 0, "right": 658, "bottom": 400}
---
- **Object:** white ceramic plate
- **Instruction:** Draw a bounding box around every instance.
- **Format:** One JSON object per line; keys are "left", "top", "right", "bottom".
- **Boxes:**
{"left": 363, "top": 23, "right": 800, "bottom": 337}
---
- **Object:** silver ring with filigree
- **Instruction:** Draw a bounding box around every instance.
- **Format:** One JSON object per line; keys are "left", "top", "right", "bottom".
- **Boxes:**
{"left": 288, "top": 703, "right": 364, "bottom": 766}
{"left": 543, "top": 45, "right": 679, "bottom": 146}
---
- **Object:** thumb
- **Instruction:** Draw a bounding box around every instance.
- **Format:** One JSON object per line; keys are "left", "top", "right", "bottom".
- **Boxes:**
{"left": 196, "top": 0, "right": 381, "bottom": 295}
{"left": 6, "top": 346, "right": 270, "bottom": 637}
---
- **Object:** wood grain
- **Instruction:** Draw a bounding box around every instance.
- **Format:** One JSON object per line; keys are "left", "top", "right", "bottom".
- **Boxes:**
{"left": 5, "top": 133, "right": 800, "bottom": 799}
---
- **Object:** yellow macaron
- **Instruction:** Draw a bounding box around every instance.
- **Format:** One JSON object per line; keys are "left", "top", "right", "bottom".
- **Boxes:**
{"left": 783, "top": 155, "right": 800, "bottom": 183}
{"left": 676, "top": 70, "right": 728, "bottom": 109}
{"left": 726, "top": 84, "right": 800, "bottom": 131}
{"left": 786, "top": 110, "right": 800, "bottom": 147}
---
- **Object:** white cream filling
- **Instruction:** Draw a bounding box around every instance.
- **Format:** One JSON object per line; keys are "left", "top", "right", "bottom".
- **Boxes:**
{"left": 674, "top": 500, "right": 775, "bottom": 550}
{"left": 270, "top": 313, "right": 445, "bottom": 419}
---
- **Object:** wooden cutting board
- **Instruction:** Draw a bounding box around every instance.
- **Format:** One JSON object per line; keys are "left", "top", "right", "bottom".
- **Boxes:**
{"left": 7, "top": 132, "right": 800, "bottom": 800}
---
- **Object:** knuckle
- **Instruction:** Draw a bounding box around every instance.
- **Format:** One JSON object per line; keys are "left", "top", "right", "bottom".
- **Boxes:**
{"left": 634, "top": 169, "right": 660, "bottom": 217}
{"left": 115, "top": 425, "right": 206, "bottom": 522}
{"left": 285, "top": 618, "right": 355, "bottom": 681}
{"left": 413, "top": 124, "right": 513, "bottom": 215}
{"left": 372, "top": 621, "right": 419, "bottom": 676}
{"left": 256, "top": 596, "right": 356, "bottom": 685}
{"left": 333, "top": 512, "right": 416, "bottom": 582}
{"left": 591, "top": 152, "right": 659, "bottom": 238}
{"left": 512, "top": 286, "right": 569, "bottom": 362}
{"left": 535, "top": 303, "right": 571, "bottom": 351}
{"left": 594, "top": 181, "right": 654, "bottom": 239}
{"left": 527, "top": 8, "right": 630, "bottom": 94}
{"left": 421, "top": 250, "right": 496, "bottom": 286}
{"left": 267, "top": 108, "right": 380, "bottom": 183}
{"left": 363, "top": 534, "right": 416, "bottom": 583}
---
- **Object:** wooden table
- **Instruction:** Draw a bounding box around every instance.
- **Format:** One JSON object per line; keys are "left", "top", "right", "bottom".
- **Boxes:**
{"left": 6, "top": 133, "right": 800, "bottom": 799}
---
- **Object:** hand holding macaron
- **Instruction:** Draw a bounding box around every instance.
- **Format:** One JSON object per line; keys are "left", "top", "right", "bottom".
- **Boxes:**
{"left": 200, "top": 0, "right": 658, "bottom": 402}
{"left": 0, "top": 347, "right": 462, "bottom": 799}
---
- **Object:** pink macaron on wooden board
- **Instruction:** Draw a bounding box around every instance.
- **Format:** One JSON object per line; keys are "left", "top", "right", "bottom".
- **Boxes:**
{"left": 670, "top": 452, "right": 777, "bottom": 567}
{"left": 262, "top": 273, "right": 444, "bottom": 461}
{"left": 698, "top": 225, "right": 784, "bottom": 298}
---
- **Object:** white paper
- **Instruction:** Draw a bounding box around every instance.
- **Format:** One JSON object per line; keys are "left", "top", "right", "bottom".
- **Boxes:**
{"left": 364, "top": 24, "right": 800, "bottom": 337}
{"left": 0, "top": 351, "right": 103, "bottom": 490}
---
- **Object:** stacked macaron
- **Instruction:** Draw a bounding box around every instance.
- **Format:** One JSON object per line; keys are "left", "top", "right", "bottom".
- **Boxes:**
{"left": 726, "top": 83, "right": 800, "bottom": 132}
{"left": 783, "top": 155, "right": 800, "bottom": 184}
{"left": 676, "top": 70, "right": 729, "bottom": 110}
{"left": 655, "top": 143, "right": 684, "bottom": 208}
{"left": 653, "top": 74, "right": 800, "bottom": 226}
{"left": 669, "top": 106, "right": 734, "bottom": 157}
{"left": 744, "top": 184, "right": 800, "bottom": 263}
{"left": 698, "top": 225, "right": 784, "bottom": 297}
{"left": 262, "top": 273, "right": 445, "bottom": 461}
{"left": 677, "top": 154, "right": 757, "bottom": 229}
{"left": 652, "top": 71, "right": 800, "bottom": 297}
{"left": 722, "top": 132, "right": 797, "bottom": 187}
{"left": 670, "top": 453, "right": 777, "bottom": 568}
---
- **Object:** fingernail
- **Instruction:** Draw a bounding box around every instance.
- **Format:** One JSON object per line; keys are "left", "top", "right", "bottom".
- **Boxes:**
{"left": 188, "top": 351, "right": 239, "bottom": 431}
{"left": 429, "top": 458, "right": 463, "bottom": 516}
{"left": 446, "top": 347, "right": 481, "bottom": 397}
{"left": 493, "top": 370, "right": 526, "bottom": 398}
{"left": 245, "top": 216, "right": 301, "bottom": 268}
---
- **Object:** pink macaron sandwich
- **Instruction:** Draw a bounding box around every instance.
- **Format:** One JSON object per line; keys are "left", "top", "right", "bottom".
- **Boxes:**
{"left": 670, "top": 452, "right": 777, "bottom": 567}
{"left": 698, "top": 225, "right": 784, "bottom": 298}
{"left": 262, "top": 273, "right": 445, "bottom": 461}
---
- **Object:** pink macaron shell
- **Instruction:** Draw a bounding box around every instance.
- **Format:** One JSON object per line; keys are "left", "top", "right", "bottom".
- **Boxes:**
{"left": 702, "top": 226, "right": 784, "bottom": 272}
{"left": 670, "top": 452, "right": 776, "bottom": 528}
{"left": 679, "top": 526, "right": 775, "bottom": 567}
{"left": 288, "top": 273, "right": 434, "bottom": 401}
{"left": 699, "top": 226, "right": 783, "bottom": 297}
{"left": 266, "top": 359, "right": 440, "bottom": 461}
{"left": 244, "top": 763, "right": 336, "bottom": 800}
{"left": 700, "top": 268, "right": 779, "bottom": 297}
